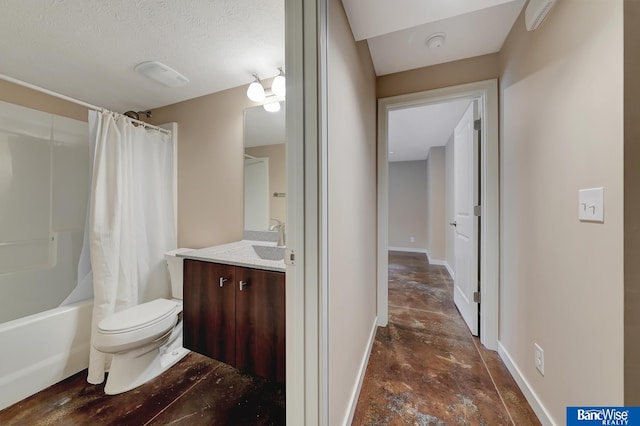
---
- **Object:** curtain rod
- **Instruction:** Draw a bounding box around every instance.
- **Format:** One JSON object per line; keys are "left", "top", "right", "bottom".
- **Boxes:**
{"left": 0, "top": 73, "right": 171, "bottom": 135}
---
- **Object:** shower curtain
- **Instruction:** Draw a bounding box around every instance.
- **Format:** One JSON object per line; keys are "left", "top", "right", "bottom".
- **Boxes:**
{"left": 86, "top": 110, "right": 176, "bottom": 385}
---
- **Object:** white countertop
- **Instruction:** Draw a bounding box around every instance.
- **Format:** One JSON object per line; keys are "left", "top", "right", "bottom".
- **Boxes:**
{"left": 178, "top": 240, "right": 286, "bottom": 273}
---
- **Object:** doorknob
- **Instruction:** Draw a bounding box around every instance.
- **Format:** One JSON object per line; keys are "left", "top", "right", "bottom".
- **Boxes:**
{"left": 449, "top": 221, "right": 457, "bottom": 227}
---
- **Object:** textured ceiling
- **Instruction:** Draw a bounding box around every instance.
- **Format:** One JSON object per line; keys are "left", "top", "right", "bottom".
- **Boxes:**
{"left": 0, "top": 0, "right": 284, "bottom": 112}
{"left": 388, "top": 100, "right": 471, "bottom": 163}
{"left": 342, "top": 0, "right": 525, "bottom": 75}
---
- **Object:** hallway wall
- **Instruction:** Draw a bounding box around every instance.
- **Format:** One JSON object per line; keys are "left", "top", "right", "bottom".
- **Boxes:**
{"left": 388, "top": 161, "right": 428, "bottom": 251}
{"left": 624, "top": 0, "right": 640, "bottom": 404}
{"left": 376, "top": 53, "right": 499, "bottom": 99}
{"left": 327, "top": 0, "right": 378, "bottom": 423}
{"left": 499, "top": 1, "right": 623, "bottom": 423}
{"left": 426, "top": 147, "right": 446, "bottom": 262}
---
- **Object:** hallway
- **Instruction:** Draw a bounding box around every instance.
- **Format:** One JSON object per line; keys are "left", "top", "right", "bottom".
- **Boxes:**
{"left": 352, "top": 252, "right": 539, "bottom": 425}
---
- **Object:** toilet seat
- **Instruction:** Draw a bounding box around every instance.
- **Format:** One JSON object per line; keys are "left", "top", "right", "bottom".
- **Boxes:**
{"left": 99, "top": 298, "right": 179, "bottom": 334}
{"left": 94, "top": 298, "right": 179, "bottom": 353}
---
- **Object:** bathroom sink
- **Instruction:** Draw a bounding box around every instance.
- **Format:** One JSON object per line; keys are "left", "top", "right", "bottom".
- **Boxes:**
{"left": 181, "top": 241, "right": 286, "bottom": 272}
{"left": 251, "top": 245, "right": 285, "bottom": 261}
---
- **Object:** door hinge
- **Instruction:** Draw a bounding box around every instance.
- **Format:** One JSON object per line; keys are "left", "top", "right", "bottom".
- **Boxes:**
{"left": 474, "top": 205, "right": 482, "bottom": 216}
{"left": 285, "top": 249, "right": 295, "bottom": 266}
{"left": 474, "top": 119, "right": 481, "bottom": 131}
{"left": 473, "top": 291, "right": 481, "bottom": 303}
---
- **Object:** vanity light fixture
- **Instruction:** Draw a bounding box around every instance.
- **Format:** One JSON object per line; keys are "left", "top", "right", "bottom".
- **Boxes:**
{"left": 246, "top": 74, "right": 266, "bottom": 102}
{"left": 246, "top": 69, "right": 286, "bottom": 109}
{"left": 271, "top": 68, "right": 286, "bottom": 97}
{"left": 263, "top": 101, "right": 281, "bottom": 113}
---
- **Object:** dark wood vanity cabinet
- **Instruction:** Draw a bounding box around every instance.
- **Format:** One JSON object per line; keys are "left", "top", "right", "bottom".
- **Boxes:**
{"left": 183, "top": 259, "right": 285, "bottom": 384}
{"left": 183, "top": 261, "right": 236, "bottom": 365}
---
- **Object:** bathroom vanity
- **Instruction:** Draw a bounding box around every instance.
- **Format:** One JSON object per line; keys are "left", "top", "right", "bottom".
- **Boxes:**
{"left": 180, "top": 241, "right": 285, "bottom": 384}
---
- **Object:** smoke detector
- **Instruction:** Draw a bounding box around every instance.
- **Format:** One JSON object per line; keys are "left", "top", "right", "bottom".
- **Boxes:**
{"left": 426, "top": 33, "right": 446, "bottom": 49}
{"left": 135, "top": 61, "right": 189, "bottom": 88}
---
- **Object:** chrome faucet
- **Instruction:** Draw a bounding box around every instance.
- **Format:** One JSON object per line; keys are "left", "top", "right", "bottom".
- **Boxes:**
{"left": 269, "top": 219, "right": 286, "bottom": 247}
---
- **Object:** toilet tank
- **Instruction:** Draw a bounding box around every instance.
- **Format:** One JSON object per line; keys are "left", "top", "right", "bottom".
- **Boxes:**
{"left": 164, "top": 248, "right": 193, "bottom": 300}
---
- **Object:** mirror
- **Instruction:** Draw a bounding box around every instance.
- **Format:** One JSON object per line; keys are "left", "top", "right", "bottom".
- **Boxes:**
{"left": 243, "top": 102, "right": 286, "bottom": 232}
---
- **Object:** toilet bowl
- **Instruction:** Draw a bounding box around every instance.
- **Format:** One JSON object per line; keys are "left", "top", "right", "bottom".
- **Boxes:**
{"left": 93, "top": 248, "right": 192, "bottom": 395}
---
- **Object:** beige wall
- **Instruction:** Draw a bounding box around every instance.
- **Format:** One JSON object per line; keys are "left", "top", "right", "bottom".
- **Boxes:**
{"left": 499, "top": 1, "right": 623, "bottom": 422}
{"left": 376, "top": 53, "right": 500, "bottom": 99}
{"left": 0, "top": 80, "right": 87, "bottom": 121}
{"left": 388, "top": 161, "right": 428, "bottom": 250}
{"left": 245, "top": 143, "right": 286, "bottom": 225}
{"left": 151, "top": 86, "right": 257, "bottom": 248}
{"left": 624, "top": 0, "right": 640, "bottom": 404}
{"left": 327, "top": 0, "right": 378, "bottom": 423}
{"left": 445, "top": 136, "right": 455, "bottom": 271}
{"left": 426, "top": 147, "right": 446, "bottom": 261}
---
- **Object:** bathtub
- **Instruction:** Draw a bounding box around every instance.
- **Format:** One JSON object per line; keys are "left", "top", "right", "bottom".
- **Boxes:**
{"left": 0, "top": 299, "right": 92, "bottom": 410}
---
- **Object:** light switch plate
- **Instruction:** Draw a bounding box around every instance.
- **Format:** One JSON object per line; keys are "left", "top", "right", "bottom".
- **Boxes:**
{"left": 578, "top": 187, "right": 604, "bottom": 223}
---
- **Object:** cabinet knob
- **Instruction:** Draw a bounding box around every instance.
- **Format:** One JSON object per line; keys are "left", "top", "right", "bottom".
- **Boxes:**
{"left": 219, "top": 277, "right": 228, "bottom": 287}
{"left": 239, "top": 280, "right": 250, "bottom": 291}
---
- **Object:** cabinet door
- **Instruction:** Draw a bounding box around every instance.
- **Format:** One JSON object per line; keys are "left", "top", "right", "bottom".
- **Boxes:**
{"left": 235, "top": 268, "right": 286, "bottom": 383}
{"left": 183, "top": 260, "right": 236, "bottom": 365}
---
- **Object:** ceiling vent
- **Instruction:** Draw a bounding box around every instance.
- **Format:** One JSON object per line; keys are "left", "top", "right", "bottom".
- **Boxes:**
{"left": 525, "top": 0, "right": 557, "bottom": 31}
{"left": 135, "top": 61, "right": 189, "bottom": 88}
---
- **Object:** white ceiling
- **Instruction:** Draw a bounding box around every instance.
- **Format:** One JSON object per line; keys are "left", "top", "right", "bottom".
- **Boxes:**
{"left": 0, "top": 0, "right": 523, "bottom": 159}
{"left": 388, "top": 100, "right": 471, "bottom": 163}
{"left": 0, "top": 0, "right": 284, "bottom": 113}
{"left": 342, "top": 0, "right": 525, "bottom": 162}
{"left": 342, "top": 0, "right": 525, "bottom": 75}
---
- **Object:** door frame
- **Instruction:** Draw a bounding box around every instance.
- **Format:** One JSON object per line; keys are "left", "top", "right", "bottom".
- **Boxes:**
{"left": 285, "top": 0, "right": 326, "bottom": 424}
{"left": 377, "top": 79, "right": 499, "bottom": 350}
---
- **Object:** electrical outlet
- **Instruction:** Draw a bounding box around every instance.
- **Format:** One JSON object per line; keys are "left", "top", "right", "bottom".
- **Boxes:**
{"left": 410, "top": 236, "right": 415, "bottom": 243}
{"left": 534, "top": 343, "right": 544, "bottom": 376}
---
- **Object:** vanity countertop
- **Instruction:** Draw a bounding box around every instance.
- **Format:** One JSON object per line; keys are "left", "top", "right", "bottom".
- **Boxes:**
{"left": 179, "top": 240, "right": 286, "bottom": 273}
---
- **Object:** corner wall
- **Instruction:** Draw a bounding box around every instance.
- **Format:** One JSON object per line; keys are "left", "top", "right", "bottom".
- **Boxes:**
{"left": 327, "top": 0, "right": 378, "bottom": 423}
{"left": 499, "top": 1, "right": 623, "bottom": 422}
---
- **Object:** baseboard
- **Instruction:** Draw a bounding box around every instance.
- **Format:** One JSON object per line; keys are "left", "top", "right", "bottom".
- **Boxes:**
{"left": 344, "top": 316, "right": 378, "bottom": 426}
{"left": 425, "top": 250, "right": 447, "bottom": 267}
{"left": 388, "top": 246, "right": 427, "bottom": 254}
{"left": 444, "top": 262, "right": 455, "bottom": 280}
{"left": 497, "top": 341, "right": 555, "bottom": 426}
{"left": 386, "top": 247, "right": 453, "bottom": 279}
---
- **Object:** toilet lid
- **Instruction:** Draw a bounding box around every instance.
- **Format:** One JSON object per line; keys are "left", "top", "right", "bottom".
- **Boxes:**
{"left": 99, "top": 298, "right": 178, "bottom": 334}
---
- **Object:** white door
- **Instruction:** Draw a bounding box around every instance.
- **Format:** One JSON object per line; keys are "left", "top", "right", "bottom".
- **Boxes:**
{"left": 453, "top": 101, "right": 479, "bottom": 336}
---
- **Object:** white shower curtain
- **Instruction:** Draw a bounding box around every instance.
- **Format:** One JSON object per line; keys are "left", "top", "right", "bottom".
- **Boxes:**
{"left": 86, "top": 110, "right": 176, "bottom": 385}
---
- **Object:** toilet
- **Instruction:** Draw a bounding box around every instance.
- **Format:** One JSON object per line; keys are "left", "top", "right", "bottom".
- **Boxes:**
{"left": 93, "top": 248, "right": 192, "bottom": 395}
